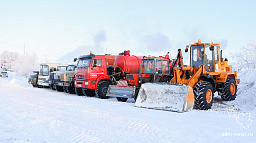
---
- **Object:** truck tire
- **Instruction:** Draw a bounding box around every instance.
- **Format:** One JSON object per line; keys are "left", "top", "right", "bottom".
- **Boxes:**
{"left": 56, "top": 86, "right": 64, "bottom": 92}
{"left": 96, "top": 81, "right": 110, "bottom": 99}
{"left": 75, "top": 88, "right": 84, "bottom": 96}
{"left": 84, "top": 89, "right": 96, "bottom": 97}
{"left": 50, "top": 84, "right": 56, "bottom": 90}
{"left": 67, "top": 86, "right": 76, "bottom": 94}
{"left": 134, "top": 89, "right": 139, "bottom": 102}
{"left": 63, "top": 86, "right": 68, "bottom": 93}
{"left": 116, "top": 97, "right": 128, "bottom": 102}
{"left": 193, "top": 81, "right": 214, "bottom": 110}
{"left": 220, "top": 77, "right": 237, "bottom": 101}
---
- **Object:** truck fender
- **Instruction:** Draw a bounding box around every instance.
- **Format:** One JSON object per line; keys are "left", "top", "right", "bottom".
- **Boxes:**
{"left": 96, "top": 75, "right": 111, "bottom": 86}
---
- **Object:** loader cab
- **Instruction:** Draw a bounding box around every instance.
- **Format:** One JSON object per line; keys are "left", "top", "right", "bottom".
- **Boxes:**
{"left": 190, "top": 40, "right": 220, "bottom": 72}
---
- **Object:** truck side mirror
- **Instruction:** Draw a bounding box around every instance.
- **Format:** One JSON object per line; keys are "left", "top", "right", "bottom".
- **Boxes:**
{"left": 74, "top": 58, "right": 77, "bottom": 62}
{"left": 210, "top": 46, "right": 214, "bottom": 51}
{"left": 185, "top": 46, "right": 189, "bottom": 52}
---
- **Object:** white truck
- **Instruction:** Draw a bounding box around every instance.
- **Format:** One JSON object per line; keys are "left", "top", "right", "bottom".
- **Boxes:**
{"left": 37, "top": 63, "right": 69, "bottom": 88}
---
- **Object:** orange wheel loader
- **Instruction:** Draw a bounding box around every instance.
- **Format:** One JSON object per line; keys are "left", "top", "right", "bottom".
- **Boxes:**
{"left": 135, "top": 39, "right": 240, "bottom": 112}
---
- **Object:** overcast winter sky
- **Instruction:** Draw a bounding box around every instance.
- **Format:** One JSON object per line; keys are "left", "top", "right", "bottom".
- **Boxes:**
{"left": 0, "top": 0, "right": 255, "bottom": 63}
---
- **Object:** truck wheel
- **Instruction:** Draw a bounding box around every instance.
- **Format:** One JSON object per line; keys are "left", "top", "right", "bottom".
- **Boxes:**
{"left": 134, "top": 89, "right": 139, "bottom": 102}
{"left": 50, "top": 84, "right": 56, "bottom": 90}
{"left": 75, "top": 88, "right": 84, "bottom": 96}
{"left": 220, "top": 77, "right": 237, "bottom": 101}
{"left": 193, "top": 81, "right": 214, "bottom": 110}
{"left": 84, "top": 89, "right": 96, "bottom": 97}
{"left": 96, "top": 81, "right": 110, "bottom": 99}
{"left": 116, "top": 97, "right": 128, "bottom": 102}
{"left": 56, "top": 86, "right": 64, "bottom": 92}
{"left": 67, "top": 86, "right": 76, "bottom": 94}
{"left": 63, "top": 86, "right": 68, "bottom": 93}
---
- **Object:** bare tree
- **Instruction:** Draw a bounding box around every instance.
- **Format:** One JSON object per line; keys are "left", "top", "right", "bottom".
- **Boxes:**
{"left": 233, "top": 40, "right": 256, "bottom": 69}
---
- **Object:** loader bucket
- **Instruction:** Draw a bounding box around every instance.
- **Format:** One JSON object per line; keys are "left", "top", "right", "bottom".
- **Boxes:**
{"left": 106, "top": 80, "right": 135, "bottom": 98}
{"left": 135, "top": 83, "right": 195, "bottom": 112}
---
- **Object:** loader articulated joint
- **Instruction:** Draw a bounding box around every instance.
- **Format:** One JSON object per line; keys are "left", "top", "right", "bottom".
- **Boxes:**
{"left": 199, "top": 74, "right": 216, "bottom": 92}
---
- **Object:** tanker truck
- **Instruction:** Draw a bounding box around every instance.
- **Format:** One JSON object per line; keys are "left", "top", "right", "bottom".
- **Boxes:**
{"left": 74, "top": 51, "right": 143, "bottom": 98}
{"left": 106, "top": 50, "right": 182, "bottom": 102}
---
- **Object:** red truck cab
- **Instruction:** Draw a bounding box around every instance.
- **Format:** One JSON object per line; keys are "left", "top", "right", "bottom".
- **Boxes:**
{"left": 74, "top": 53, "right": 117, "bottom": 97}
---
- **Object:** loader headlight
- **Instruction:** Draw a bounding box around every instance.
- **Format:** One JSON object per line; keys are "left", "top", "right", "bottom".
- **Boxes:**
{"left": 84, "top": 82, "right": 88, "bottom": 85}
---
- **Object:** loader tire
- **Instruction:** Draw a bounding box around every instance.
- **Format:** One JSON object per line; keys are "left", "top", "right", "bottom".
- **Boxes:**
{"left": 116, "top": 97, "right": 128, "bottom": 102}
{"left": 75, "top": 88, "right": 84, "bottom": 96}
{"left": 193, "top": 81, "right": 214, "bottom": 110}
{"left": 96, "top": 81, "right": 110, "bottom": 99}
{"left": 220, "top": 77, "right": 237, "bottom": 101}
{"left": 84, "top": 89, "right": 96, "bottom": 97}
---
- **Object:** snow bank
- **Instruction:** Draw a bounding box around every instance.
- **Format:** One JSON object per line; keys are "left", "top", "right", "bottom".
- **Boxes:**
{"left": 6, "top": 72, "right": 32, "bottom": 87}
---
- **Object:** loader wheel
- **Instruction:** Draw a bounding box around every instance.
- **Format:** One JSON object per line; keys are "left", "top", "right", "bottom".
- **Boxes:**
{"left": 84, "top": 89, "right": 96, "bottom": 97}
{"left": 116, "top": 97, "right": 128, "bottom": 102}
{"left": 67, "top": 86, "right": 75, "bottom": 94}
{"left": 193, "top": 81, "right": 214, "bottom": 110}
{"left": 96, "top": 81, "right": 110, "bottom": 99}
{"left": 75, "top": 88, "right": 84, "bottom": 96}
{"left": 220, "top": 77, "right": 237, "bottom": 101}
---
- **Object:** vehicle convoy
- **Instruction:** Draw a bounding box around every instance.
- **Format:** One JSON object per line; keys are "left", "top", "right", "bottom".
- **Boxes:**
{"left": 49, "top": 65, "right": 69, "bottom": 91}
{"left": 55, "top": 64, "right": 77, "bottom": 94}
{"left": 28, "top": 71, "right": 39, "bottom": 87}
{"left": 135, "top": 39, "right": 240, "bottom": 112}
{"left": 37, "top": 63, "right": 68, "bottom": 88}
{"left": 106, "top": 50, "right": 183, "bottom": 102}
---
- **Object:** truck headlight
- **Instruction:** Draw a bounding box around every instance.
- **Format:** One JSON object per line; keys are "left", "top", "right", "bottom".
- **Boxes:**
{"left": 84, "top": 82, "right": 88, "bottom": 85}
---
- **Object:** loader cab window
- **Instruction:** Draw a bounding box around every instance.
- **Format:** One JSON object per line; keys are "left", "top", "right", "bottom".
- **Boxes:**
{"left": 214, "top": 46, "right": 219, "bottom": 62}
{"left": 57, "top": 66, "right": 67, "bottom": 71}
{"left": 40, "top": 65, "right": 49, "bottom": 76}
{"left": 77, "top": 58, "right": 91, "bottom": 68}
{"left": 205, "top": 45, "right": 214, "bottom": 72}
{"left": 191, "top": 45, "right": 204, "bottom": 68}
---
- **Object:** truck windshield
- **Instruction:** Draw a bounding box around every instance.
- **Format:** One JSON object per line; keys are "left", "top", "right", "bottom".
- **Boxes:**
{"left": 67, "top": 65, "right": 76, "bottom": 71}
{"left": 77, "top": 58, "right": 91, "bottom": 67}
{"left": 162, "top": 59, "right": 169, "bottom": 74}
{"left": 57, "top": 66, "right": 67, "bottom": 71}
{"left": 191, "top": 45, "right": 204, "bottom": 68}
{"left": 40, "top": 65, "right": 49, "bottom": 76}
{"left": 142, "top": 59, "right": 155, "bottom": 74}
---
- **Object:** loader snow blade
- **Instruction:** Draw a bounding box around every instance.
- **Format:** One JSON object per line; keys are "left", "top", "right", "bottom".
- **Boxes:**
{"left": 135, "top": 83, "right": 195, "bottom": 112}
{"left": 106, "top": 85, "right": 135, "bottom": 98}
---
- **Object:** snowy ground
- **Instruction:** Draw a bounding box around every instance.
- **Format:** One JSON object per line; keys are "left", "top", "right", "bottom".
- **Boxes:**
{"left": 0, "top": 71, "right": 255, "bottom": 143}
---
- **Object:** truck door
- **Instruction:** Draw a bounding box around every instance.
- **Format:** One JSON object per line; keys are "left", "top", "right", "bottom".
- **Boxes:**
{"left": 90, "top": 58, "right": 104, "bottom": 80}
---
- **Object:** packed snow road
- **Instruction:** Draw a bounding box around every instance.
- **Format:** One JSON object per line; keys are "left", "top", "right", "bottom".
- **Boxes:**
{"left": 0, "top": 74, "right": 255, "bottom": 143}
